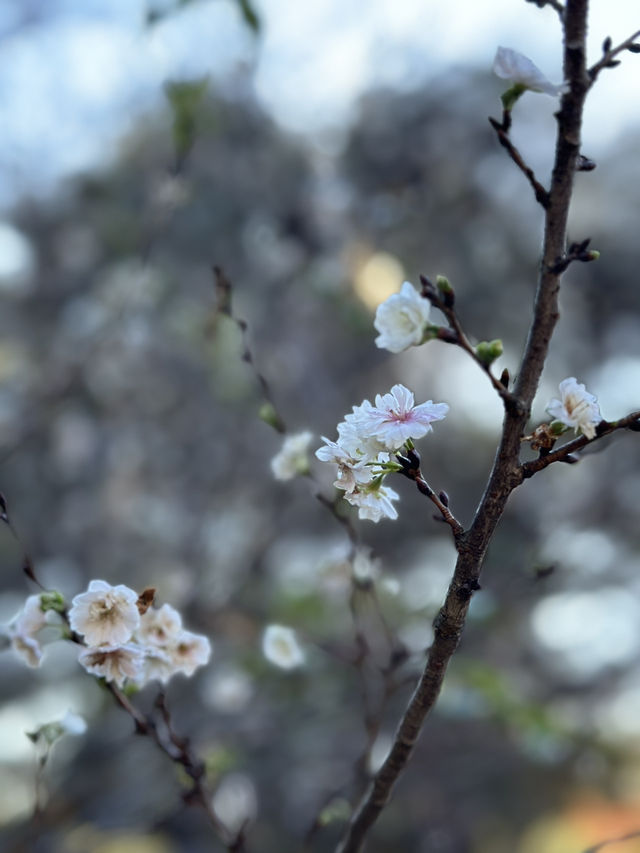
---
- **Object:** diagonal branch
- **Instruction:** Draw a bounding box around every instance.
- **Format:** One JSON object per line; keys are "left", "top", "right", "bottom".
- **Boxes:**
{"left": 419, "top": 275, "right": 521, "bottom": 413}
{"left": 488, "top": 115, "right": 550, "bottom": 207}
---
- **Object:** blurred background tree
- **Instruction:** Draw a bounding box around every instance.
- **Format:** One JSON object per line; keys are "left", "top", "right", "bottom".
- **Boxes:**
{"left": 1, "top": 2, "right": 640, "bottom": 852}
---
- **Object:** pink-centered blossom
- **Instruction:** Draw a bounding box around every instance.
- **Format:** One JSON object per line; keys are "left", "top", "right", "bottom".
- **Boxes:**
{"left": 359, "top": 384, "right": 449, "bottom": 450}
{"left": 546, "top": 377, "right": 602, "bottom": 440}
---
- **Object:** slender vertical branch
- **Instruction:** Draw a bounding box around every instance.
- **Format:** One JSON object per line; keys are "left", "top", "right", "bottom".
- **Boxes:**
{"left": 335, "top": 3, "right": 591, "bottom": 850}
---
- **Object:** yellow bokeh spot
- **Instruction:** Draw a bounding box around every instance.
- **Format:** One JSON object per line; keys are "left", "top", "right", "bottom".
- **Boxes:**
{"left": 352, "top": 251, "right": 405, "bottom": 311}
{"left": 66, "top": 826, "right": 175, "bottom": 853}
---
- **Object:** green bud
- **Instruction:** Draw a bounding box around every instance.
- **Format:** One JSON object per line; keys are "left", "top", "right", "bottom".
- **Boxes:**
{"left": 586, "top": 250, "right": 600, "bottom": 261}
{"left": 435, "top": 275, "right": 455, "bottom": 307}
{"left": 500, "top": 83, "right": 527, "bottom": 112}
{"left": 259, "top": 402, "right": 285, "bottom": 433}
{"left": 475, "top": 339, "right": 503, "bottom": 367}
{"left": 549, "top": 420, "right": 567, "bottom": 436}
{"left": 420, "top": 324, "right": 442, "bottom": 344}
{"left": 435, "top": 275, "right": 452, "bottom": 293}
{"left": 319, "top": 798, "right": 351, "bottom": 826}
{"left": 39, "top": 590, "right": 66, "bottom": 613}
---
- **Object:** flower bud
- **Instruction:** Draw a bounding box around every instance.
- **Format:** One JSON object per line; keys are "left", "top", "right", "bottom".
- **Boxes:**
{"left": 39, "top": 590, "right": 66, "bottom": 614}
{"left": 259, "top": 402, "right": 286, "bottom": 433}
{"left": 475, "top": 339, "right": 503, "bottom": 367}
{"left": 435, "top": 275, "right": 455, "bottom": 307}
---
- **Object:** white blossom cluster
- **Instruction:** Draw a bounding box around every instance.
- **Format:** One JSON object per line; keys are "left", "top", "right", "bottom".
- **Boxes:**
{"left": 316, "top": 384, "right": 448, "bottom": 522}
{"left": 69, "top": 581, "right": 211, "bottom": 688}
{"left": 5, "top": 581, "right": 211, "bottom": 689}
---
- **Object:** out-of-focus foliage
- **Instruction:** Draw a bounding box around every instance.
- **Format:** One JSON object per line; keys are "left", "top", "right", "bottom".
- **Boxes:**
{"left": 0, "top": 52, "right": 640, "bottom": 853}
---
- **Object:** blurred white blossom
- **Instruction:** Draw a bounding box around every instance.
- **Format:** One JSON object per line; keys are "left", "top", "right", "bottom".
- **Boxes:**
{"left": 546, "top": 377, "right": 602, "bottom": 439}
{"left": 59, "top": 710, "right": 87, "bottom": 736}
{"left": 262, "top": 624, "right": 305, "bottom": 670}
{"left": 493, "top": 46, "right": 565, "bottom": 96}
{"left": 69, "top": 580, "right": 140, "bottom": 646}
{"left": 168, "top": 630, "right": 212, "bottom": 677}
{"left": 374, "top": 280, "right": 432, "bottom": 353}
{"left": 8, "top": 594, "right": 47, "bottom": 667}
{"left": 212, "top": 773, "right": 257, "bottom": 834}
{"left": 271, "top": 430, "right": 314, "bottom": 480}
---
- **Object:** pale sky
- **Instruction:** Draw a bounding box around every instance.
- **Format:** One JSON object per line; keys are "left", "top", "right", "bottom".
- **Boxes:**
{"left": 0, "top": 0, "right": 637, "bottom": 204}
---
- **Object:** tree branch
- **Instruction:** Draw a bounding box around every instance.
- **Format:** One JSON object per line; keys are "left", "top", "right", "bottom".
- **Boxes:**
{"left": 488, "top": 115, "right": 550, "bottom": 207}
{"left": 419, "top": 275, "right": 521, "bottom": 413}
{"left": 588, "top": 29, "right": 640, "bottom": 82}
{"left": 335, "top": 3, "right": 591, "bottom": 850}
{"left": 520, "top": 411, "right": 640, "bottom": 479}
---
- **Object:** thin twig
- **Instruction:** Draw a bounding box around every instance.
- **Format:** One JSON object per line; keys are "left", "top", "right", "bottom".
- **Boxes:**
{"left": 210, "top": 266, "right": 286, "bottom": 433}
{"left": 488, "top": 116, "right": 550, "bottom": 207}
{"left": 419, "top": 275, "right": 521, "bottom": 413}
{"left": 108, "top": 683, "right": 248, "bottom": 851}
{"left": 396, "top": 447, "right": 464, "bottom": 541}
{"left": 588, "top": 29, "right": 640, "bottom": 82}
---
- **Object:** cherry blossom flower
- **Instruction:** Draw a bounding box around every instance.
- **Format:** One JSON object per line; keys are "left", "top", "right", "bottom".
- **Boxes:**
{"left": 546, "top": 377, "right": 602, "bottom": 439}
{"left": 78, "top": 643, "right": 146, "bottom": 687}
{"left": 69, "top": 580, "right": 140, "bottom": 646}
{"left": 344, "top": 482, "right": 400, "bottom": 523}
{"left": 8, "top": 594, "right": 48, "bottom": 667}
{"left": 271, "top": 431, "right": 313, "bottom": 480}
{"left": 315, "top": 436, "right": 375, "bottom": 492}
{"left": 493, "top": 47, "right": 565, "bottom": 96}
{"left": 168, "top": 630, "right": 212, "bottom": 677}
{"left": 139, "top": 646, "right": 175, "bottom": 684}
{"left": 262, "top": 624, "right": 305, "bottom": 669}
{"left": 359, "top": 384, "right": 449, "bottom": 450}
{"left": 374, "top": 281, "right": 432, "bottom": 353}
{"left": 136, "top": 603, "right": 182, "bottom": 647}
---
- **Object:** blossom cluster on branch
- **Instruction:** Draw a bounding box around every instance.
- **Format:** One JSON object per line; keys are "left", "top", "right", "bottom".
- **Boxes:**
{"left": 5, "top": 580, "right": 211, "bottom": 689}
{"left": 315, "top": 384, "right": 448, "bottom": 522}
